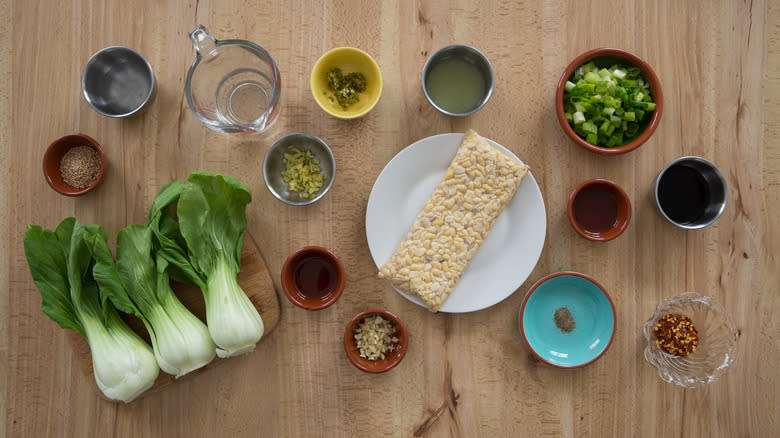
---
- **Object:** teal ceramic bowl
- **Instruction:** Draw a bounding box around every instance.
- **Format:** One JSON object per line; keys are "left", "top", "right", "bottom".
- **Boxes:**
{"left": 519, "top": 272, "right": 615, "bottom": 368}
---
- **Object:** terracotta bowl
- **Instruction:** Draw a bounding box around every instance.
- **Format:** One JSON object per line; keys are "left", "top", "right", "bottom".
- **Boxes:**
{"left": 555, "top": 47, "right": 663, "bottom": 155}
{"left": 567, "top": 178, "right": 631, "bottom": 242}
{"left": 344, "top": 309, "right": 408, "bottom": 373}
{"left": 281, "top": 246, "right": 345, "bottom": 310}
{"left": 42, "top": 133, "right": 106, "bottom": 196}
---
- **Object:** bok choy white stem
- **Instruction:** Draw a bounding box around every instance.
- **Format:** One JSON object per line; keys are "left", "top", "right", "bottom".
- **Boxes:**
{"left": 24, "top": 218, "right": 159, "bottom": 403}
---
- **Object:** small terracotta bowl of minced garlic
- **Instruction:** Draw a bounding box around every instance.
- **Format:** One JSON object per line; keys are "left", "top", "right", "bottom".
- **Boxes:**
{"left": 43, "top": 133, "right": 106, "bottom": 196}
{"left": 344, "top": 309, "right": 408, "bottom": 373}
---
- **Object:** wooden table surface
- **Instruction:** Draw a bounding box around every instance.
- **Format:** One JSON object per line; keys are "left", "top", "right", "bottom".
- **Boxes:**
{"left": 2, "top": 0, "right": 777, "bottom": 436}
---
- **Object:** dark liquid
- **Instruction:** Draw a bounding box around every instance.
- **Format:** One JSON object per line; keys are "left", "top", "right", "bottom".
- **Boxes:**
{"left": 294, "top": 257, "right": 337, "bottom": 300}
{"left": 658, "top": 165, "right": 710, "bottom": 224}
{"left": 573, "top": 188, "right": 618, "bottom": 233}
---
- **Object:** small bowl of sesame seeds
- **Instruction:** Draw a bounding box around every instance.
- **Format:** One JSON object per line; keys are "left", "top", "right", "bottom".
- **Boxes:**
{"left": 42, "top": 133, "right": 106, "bottom": 196}
{"left": 344, "top": 309, "right": 408, "bottom": 373}
{"left": 643, "top": 292, "right": 739, "bottom": 388}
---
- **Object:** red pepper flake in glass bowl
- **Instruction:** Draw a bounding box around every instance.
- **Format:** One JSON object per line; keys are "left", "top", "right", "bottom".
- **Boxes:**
{"left": 653, "top": 313, "right": 699, "bottom": 357}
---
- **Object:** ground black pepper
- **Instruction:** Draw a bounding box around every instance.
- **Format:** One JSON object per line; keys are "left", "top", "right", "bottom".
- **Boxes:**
{"left": 554, "top": 307, "right": 575, "bottom": 333}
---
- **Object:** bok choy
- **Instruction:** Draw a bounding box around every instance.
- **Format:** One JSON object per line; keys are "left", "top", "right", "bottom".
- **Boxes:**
{"left": 148, "top": 172, "right": 264, "bottom": 358}
{"left": 23, "top": 218, "right": 159, "bottom": 403}
{"left": 90, "top": 224, "right": 216, "bottom": 378}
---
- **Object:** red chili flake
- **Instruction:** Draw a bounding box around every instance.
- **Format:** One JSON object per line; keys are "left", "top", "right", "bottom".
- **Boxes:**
{"left": 653, "top": 313, "right": 699, "bottom": 357}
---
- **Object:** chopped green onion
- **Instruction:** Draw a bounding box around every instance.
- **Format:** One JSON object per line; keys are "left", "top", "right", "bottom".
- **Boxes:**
{"left": 582, "top": 121, "right": 597, "bottom": 135}
{"left": 563, "top": 61, "right": 656, "bottom": 147}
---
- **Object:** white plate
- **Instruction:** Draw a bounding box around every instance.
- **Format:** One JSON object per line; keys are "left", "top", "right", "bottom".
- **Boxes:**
{"left": 366, "top": 133, "right": 547, "bottom": 313}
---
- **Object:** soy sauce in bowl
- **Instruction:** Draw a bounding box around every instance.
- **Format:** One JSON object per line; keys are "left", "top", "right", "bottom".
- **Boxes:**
{"left": 657, "top": 164, "right": 710, "bottom": 224}
{"left": 652, "top": 156, "right": 727, "bottom": 230}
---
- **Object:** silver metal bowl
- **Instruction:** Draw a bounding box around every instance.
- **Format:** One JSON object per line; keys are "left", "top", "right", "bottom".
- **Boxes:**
{"left": 263, "top": 133, "right": 335, "bottom": 206}
{"left": 421, "top": 44, "right": 494, "bottom": 116}
{"left": 652, "top": 156, "right": 727, "bottom": 229}
{"left": 81, "top": 46, "right": 157, "bottom": 118}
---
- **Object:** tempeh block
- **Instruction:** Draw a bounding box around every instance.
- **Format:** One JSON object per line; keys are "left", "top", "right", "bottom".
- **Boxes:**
{"left": 378, "top": 130, "right": 529, "bottom": 311}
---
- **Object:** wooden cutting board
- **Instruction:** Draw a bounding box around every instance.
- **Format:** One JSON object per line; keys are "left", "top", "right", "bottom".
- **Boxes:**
{"left": 67, "top": 232, "right": 280, "bottom": 402}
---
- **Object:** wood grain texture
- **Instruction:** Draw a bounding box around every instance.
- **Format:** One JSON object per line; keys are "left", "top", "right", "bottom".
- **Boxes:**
{"left": 67, "top": 232, "right": 280, "bottom": 402}
{"left": 2, "top": 0, "right": 778, "bottom": 437}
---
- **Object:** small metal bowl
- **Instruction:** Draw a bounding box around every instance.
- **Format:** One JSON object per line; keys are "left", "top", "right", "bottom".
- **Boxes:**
{"left": 263, "top": 133, "right": 335, "bottom": 205}
{"left": 421, "top": 44, "right": 494, "bottom": 116}
{"left": 652, "top": 156, "right": 727, "bottom": 229}
{"left": 82, "top": 46, "right": 157, "bottom": 118}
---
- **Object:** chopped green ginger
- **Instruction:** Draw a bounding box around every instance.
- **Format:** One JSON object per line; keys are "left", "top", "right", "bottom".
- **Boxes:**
{"left": 282, "top": 147, "right": 326, "bottom": 199}
{"left": 563, "top": 61, "right": 656, "bottom": 148}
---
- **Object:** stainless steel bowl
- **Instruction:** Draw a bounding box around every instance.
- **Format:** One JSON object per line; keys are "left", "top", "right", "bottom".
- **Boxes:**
{"left": 263, "top": 133, "right": 335, "bottom": 206}
{"left": 652, "top": 156, "right": 727, "bottom": 229}
{"left": 81, "top": 46, "right": 157, "bottom": 117}
{"left": 421, "top": 44, "right": 494, "bottom": 116}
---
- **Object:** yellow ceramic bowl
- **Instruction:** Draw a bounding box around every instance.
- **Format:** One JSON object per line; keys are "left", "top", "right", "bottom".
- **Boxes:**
{"left": 310, "top": 47, "right": 382, "bottom": 119}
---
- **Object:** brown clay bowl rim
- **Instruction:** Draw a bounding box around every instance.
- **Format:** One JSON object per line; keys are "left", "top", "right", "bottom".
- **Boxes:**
{"left": 555, "top": 47, "right": 664, "bottom": 156}
{"left": 42, "top": 133, "right": 106, "bottom": 196}
{"left": 280, "top": 246, "right": 345, "bottom": 310}
{"left": 519, "top": 271, "right": 616, "bottom": 369}
{"left": 343, "top": 309, "right": 408, "bottom": 373}
{"left": 567, "top": 178, "right": 632, "bottom": 242}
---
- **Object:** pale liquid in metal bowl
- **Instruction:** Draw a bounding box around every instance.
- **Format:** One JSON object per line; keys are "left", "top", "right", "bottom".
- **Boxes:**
{"left": 425, "top": 58, "right": 486, "bottom": 114}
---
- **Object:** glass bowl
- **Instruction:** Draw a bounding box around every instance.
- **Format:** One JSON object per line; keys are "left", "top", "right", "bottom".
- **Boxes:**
{"left": 643, "top": 292, "right": 738, "bottom": 388}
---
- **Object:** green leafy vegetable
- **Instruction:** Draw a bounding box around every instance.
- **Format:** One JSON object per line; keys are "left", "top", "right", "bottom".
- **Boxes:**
{"left": 90, "top": 224, "right": 216, "bottom": 378}
{"left": 172, "top": 172, "right": 264, "bottom": 358}
{"left": 24, "top": 218, "right": 159, "bottom": 403}
{"left": 563, "top": 61, "right": 656, "bottom": 147}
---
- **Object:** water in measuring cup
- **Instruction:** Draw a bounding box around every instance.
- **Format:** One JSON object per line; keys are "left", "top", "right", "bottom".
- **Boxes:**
{"left": 215, "top": 68, "right": 277, "bottom": 128}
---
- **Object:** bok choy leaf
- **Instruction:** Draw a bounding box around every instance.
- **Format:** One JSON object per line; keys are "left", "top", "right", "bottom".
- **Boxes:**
{"left": 24, "top": 218, "right": 159, "bottom": 403}
{"left": 90, "top": 225, "right": 216, "bottom": 378}
{"left": 175, "top": 171, "right": 264, "bottom": 358}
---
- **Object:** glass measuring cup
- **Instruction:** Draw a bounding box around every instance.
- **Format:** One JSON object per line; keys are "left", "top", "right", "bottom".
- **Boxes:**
{"left": 185, "top": 25, "right": 281, "bottom": 134}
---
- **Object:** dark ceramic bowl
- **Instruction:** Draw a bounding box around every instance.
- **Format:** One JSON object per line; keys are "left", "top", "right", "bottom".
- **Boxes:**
{"left": 344, "top": 309, "right": 408, "bottom": 373}
{"left": 556, "top": 47, "right": 663, "bottom": 155}
{"left": 281, "top": 246, "right": 345, "bottom": 310}
{"left": 42, "top": 133, "right": 106, "bottom": 196}
{"left": 567, "top": 178, "right": 631, "bottom": 242}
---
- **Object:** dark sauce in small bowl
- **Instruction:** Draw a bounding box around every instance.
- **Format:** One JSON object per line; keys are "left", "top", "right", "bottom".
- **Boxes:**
{"left": 657, "top": 164, "right": 710, "bottom": 224}
{"left": 568, "top": 179, "right": 631, "bottom": 242}
{"left": 572, "top": 187, "right": 618, "bottom": 233}
{"left": 281, "top": 246, "right": 345, "bottom": 310}
{"left": 294, "top": 256, "right": 337, "bottom": 300}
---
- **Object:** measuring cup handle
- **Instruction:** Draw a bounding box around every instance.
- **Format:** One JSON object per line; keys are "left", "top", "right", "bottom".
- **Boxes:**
{"left": 189, "top": 25, "right": 217, "bottom": 58}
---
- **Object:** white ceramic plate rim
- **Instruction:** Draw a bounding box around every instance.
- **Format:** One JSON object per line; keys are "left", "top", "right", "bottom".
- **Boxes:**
{"left": 366, "top": 133, "right": 547, "bottom": 313}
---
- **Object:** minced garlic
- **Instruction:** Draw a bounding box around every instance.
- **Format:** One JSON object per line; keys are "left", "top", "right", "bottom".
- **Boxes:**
{"left": 354, "top": 315, "right": 399, "bottom": 360}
